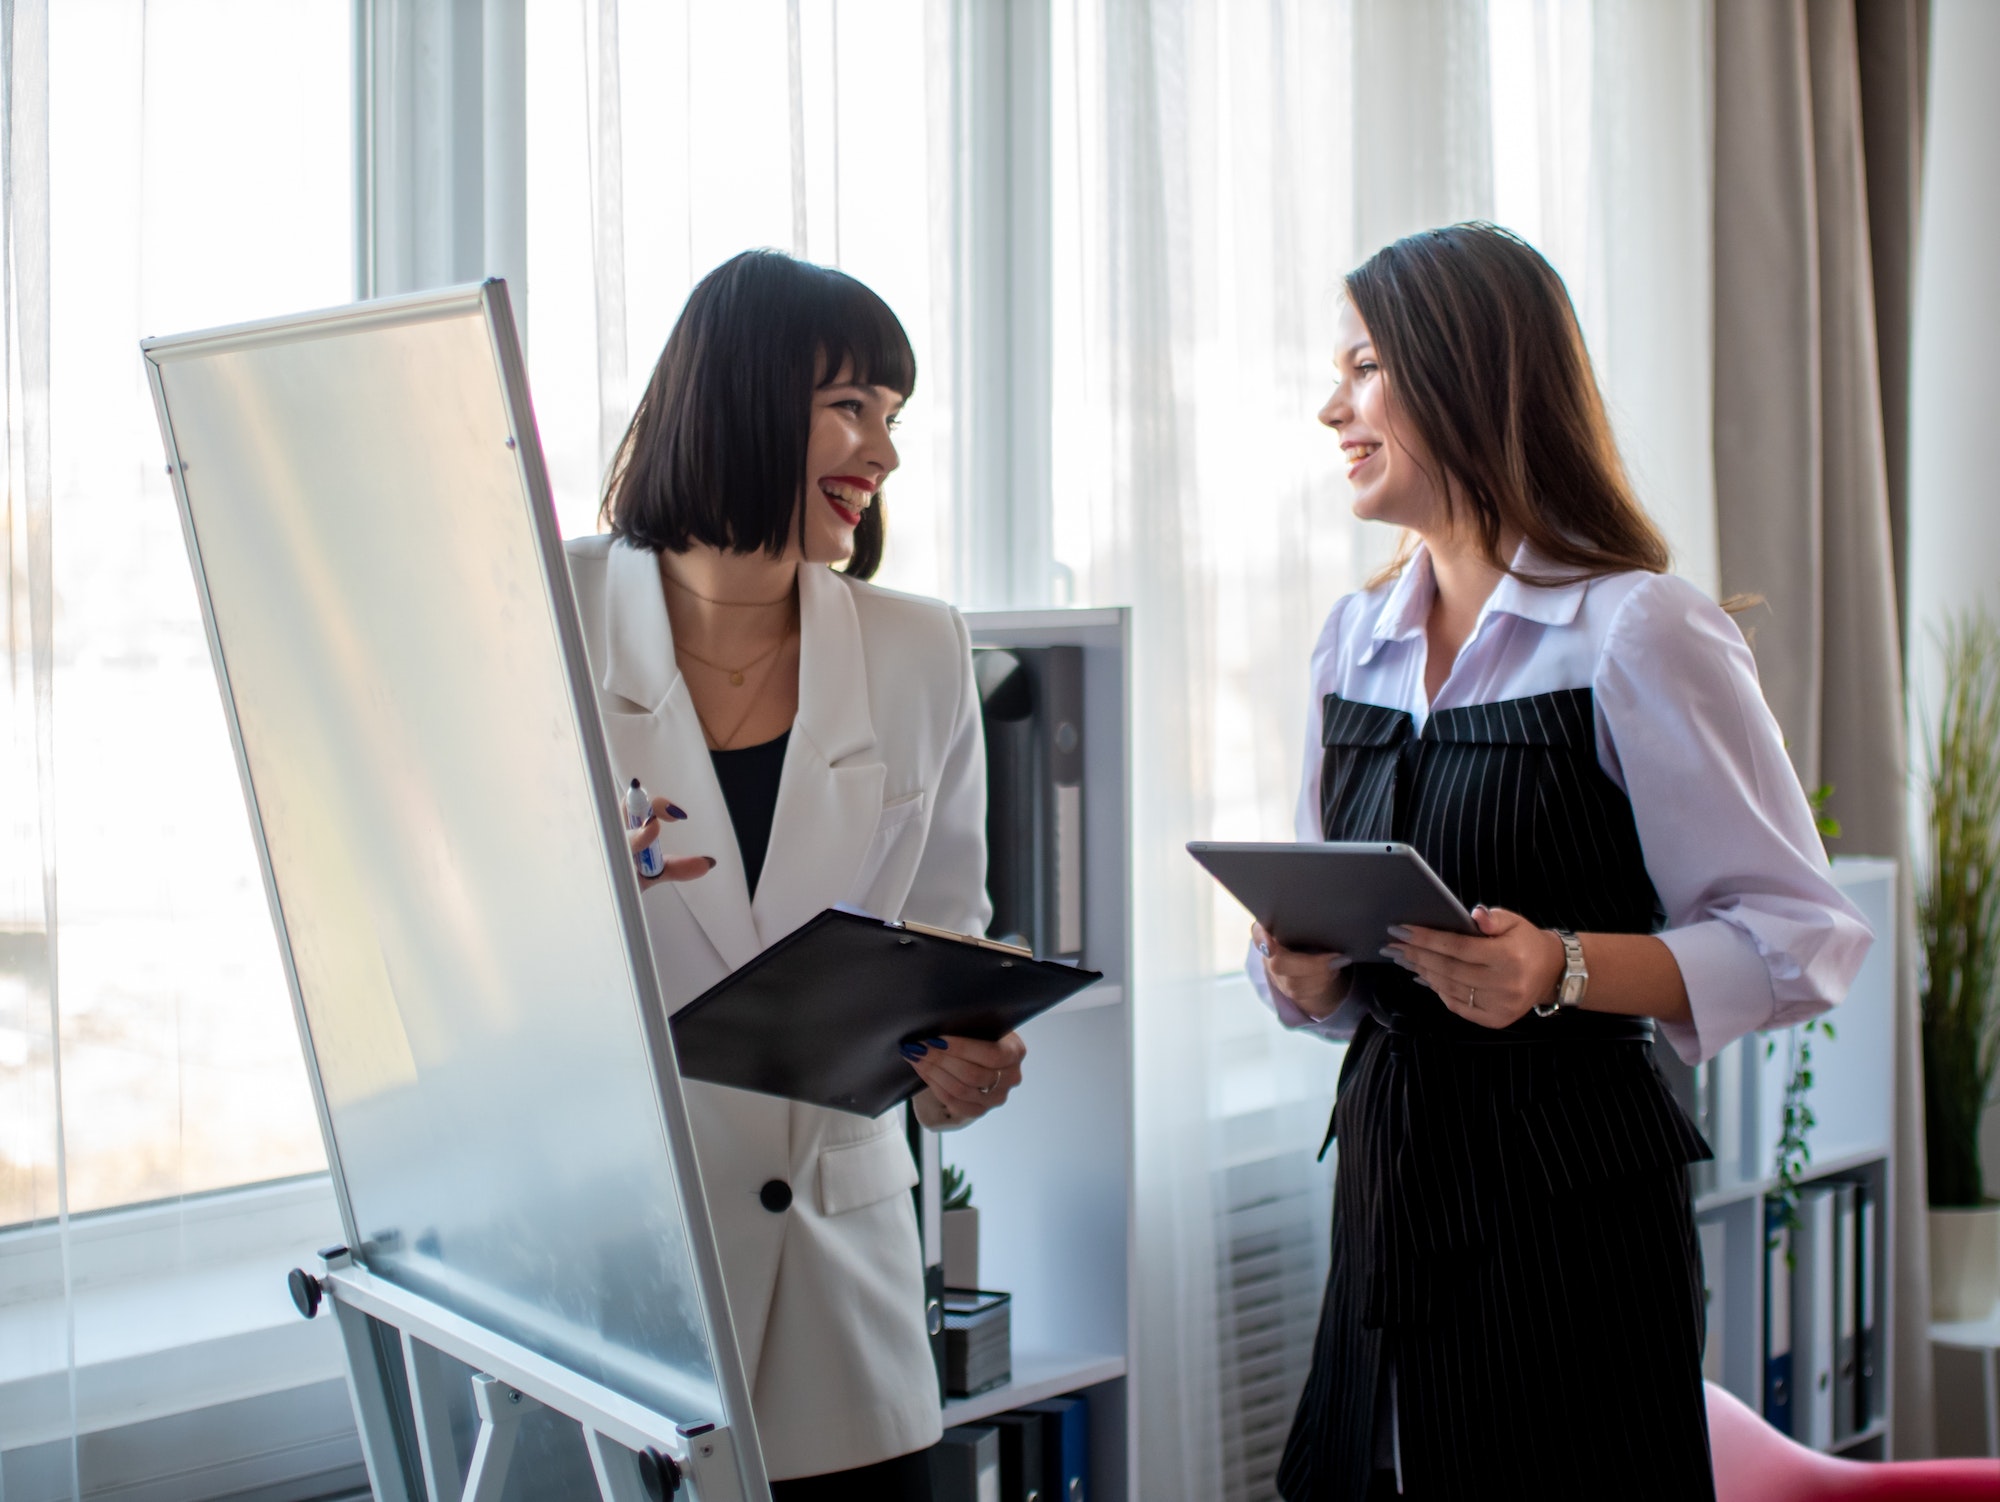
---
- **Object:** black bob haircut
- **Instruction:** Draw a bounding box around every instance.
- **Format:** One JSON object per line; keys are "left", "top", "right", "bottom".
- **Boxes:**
{"left": 601, "top": 249, "right": 916, "bottom": 581}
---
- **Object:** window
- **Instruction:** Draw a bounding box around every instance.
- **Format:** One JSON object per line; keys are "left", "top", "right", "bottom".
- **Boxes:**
{"left": 1, "top": 0, "right": 352, "bottom": 1228}
{"left": 522, "top": 0, "right": 955, "bottom": 601}
{"left": 2, "top": 0, "right": 958, "bottom": 1231}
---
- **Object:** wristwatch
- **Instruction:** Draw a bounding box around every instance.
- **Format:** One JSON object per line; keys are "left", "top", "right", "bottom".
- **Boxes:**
{"left": 1535, "top": 928, "right": 1588, "bottom": 1017}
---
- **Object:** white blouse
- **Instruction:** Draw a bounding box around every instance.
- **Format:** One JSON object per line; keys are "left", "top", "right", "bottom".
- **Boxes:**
{"left": 1248, "top": 542, "right": 1873, "bottom": 1064}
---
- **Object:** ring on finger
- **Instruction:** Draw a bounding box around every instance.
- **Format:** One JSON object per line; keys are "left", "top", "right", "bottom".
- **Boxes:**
{"left": 1466, "top": 985, "right": 1478, "bottom": 1009}
{"left": 978, "top": 1068, "right": 1002, "bottom": 1096}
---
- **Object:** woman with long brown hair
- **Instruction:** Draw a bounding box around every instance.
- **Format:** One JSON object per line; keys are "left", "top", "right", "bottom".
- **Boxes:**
{"left": 1250, "top": 223, "right": 1871, "bottom": 1499}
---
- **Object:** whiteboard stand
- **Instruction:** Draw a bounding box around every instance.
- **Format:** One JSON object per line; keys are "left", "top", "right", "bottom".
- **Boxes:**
{"left": 291, "top": 1250, "right": 749, "bottom": 1502}
{"left": 144, "top": 282, "right": 769, "bottom": 1502}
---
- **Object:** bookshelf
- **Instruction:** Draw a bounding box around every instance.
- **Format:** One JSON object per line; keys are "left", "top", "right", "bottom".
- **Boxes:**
{"left": 939, "top": 609, "right": 1135, "bottom": 1499}
{"left": 1678, "top": 858, "right": 1899, "bottom": 1457}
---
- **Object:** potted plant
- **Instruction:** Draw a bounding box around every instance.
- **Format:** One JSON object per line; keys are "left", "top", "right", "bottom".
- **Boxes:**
{"left": 1920, "top": 610, "right": 2000, "bottom": 1321}
{"left": 941, "top": 1163, "right": 979, "bottom": 1289}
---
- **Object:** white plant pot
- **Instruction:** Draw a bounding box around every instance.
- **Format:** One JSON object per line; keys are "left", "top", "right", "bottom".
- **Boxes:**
{"left": 942, "top": 1205, "right": 980, "bottom": 1290}
{"left": 1929, "top": 1205, "right": 2000, "bottom": 1323}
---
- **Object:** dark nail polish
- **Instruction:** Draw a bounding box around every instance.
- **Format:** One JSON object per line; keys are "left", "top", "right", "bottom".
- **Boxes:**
{"left": 926, "top": 1037, "right": 948, "bottom": 1050}
{"left": 666, "top": 803, "right": 688, "bottom": 821}
{"left": 702, "top": 856, "right": 717, "bottom": 870}
{"left": 900, "top": 1043, "right": 928, "bottom": 1059}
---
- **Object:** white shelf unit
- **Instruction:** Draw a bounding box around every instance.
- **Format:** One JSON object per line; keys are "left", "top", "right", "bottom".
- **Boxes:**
{"left": 943, "top": 609, "right": 1135, "bottom": 1500}
{"left": 1680, "top": 858, "right": 1898, "bottom": 1457}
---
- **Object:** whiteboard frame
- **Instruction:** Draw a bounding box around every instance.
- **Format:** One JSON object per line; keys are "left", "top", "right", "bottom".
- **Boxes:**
{"left": 140, "top": 282, "right": 767, "bottom": 1498}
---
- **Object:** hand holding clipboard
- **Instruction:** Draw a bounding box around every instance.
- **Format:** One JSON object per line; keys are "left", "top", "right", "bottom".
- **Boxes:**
{"left": 669, "top": 910, "right": 1100, "bottom": 1117}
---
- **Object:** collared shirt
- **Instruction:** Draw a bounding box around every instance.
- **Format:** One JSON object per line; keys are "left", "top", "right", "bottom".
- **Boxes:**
{"left": 1248, "top": 542, "right": 1873, "bottom": 1064}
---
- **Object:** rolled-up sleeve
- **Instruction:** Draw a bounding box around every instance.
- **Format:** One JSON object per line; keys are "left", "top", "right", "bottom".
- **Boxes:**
{"left": 1594, "top": 575, "right": 1873, "bottom": 1064}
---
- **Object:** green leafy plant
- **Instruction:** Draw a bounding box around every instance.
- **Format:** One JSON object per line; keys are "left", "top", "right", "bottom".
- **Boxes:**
{"left": 1765, "top": 775, "right": 1844, "bottom": 1256}
{"left": 941, "top": 1163, "right": 974, "bottom": 1211}
{"left": 1768, "top": 1017, "right": 1835, "bottom": 1258}
{"left": 1919, "top": 610, "right": 2000, "bottom": 1209}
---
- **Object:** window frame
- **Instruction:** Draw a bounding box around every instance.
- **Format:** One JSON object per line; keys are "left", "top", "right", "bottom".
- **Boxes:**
{"left": 0, "top": 6, "right": 1057, "bottom": 1493}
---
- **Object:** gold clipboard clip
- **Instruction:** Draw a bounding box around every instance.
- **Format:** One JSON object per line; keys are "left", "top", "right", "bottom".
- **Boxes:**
{"left": 893, "top": 919, "right": 1035, "bottom": 959}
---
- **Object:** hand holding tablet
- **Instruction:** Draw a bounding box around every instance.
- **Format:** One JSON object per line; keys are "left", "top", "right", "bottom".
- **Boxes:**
{"left": 1185, "top": 840, "right": 1476, "bottom": 961}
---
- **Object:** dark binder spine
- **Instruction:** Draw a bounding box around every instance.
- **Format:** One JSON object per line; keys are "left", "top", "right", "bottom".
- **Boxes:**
{"left": 976, "top": 645, "right": 1085, "bottom": 961}
{"left": 1833, "top": 1182, "right": 1859, "bottom": 1440}
{"left": 990, "top": 1411, "right": 1046, "bottom": 1502}
{"left": 1020, "top": 1396, "right": 1089, "bottom": 1502}
{"left": 1764, "top": 1198, "right": 1793, "bottom": 1435}
{"left": 1042, "top": 646, "right": 1085, "bottom": 959}
{"left": 933, "top": 1426, "right": 1001, "bottom": 1502}
{"left": 1857, "top": 1188, "right": 1879, "bottom": 1427}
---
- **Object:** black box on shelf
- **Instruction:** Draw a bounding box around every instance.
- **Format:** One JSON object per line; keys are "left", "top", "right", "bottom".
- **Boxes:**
{"left": 944, "top": 1287, "right": 1012, "bottom": 1397}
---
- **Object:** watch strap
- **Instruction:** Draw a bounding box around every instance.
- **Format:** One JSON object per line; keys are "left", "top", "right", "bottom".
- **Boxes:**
{"left": 1535, "top": 928, "right": 1588, "bottom": 1017}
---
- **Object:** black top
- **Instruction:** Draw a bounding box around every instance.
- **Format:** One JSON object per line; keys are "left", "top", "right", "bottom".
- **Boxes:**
{"left": 1279, "top": 686, "right": 1714, "bottom": 1502}
{"left": 1319, "top": 686, "right": 1665, "bottom": 1043}
{"left": 711, "top": 730, "right": 789, "bottom": 898}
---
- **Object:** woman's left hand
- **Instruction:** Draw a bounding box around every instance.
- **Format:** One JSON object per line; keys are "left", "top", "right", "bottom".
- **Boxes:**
{"left": 1381, "top": 905, "right": 1567, "bottom": 1029}
{"left": 907, "top": 1032, "right": 1026, "bottom": 1130}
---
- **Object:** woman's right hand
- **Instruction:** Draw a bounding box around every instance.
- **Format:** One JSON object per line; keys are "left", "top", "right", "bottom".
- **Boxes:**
{"left": 1253, "top": 922, "right": 1352, "bottom": 1019}
{"left": 629, "top": 796, "right": 717, "bottom": 886}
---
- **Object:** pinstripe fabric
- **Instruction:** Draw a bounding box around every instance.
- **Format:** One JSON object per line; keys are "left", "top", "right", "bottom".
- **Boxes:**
{"left": 1280, "top": 690, "right": 1715, "bottom": 1501}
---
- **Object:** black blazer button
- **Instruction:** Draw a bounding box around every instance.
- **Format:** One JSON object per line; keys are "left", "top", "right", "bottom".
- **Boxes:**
{"left": 759, "top": 1179, "right": 792, "bottom": 1213}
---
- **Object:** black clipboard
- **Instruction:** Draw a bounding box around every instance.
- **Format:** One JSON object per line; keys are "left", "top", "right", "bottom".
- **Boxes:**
{"left": 668, "top": 909, "right": 1103, "bottom": 1117}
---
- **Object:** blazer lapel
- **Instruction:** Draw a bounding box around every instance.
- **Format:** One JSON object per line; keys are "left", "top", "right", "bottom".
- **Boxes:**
{"left": 598, "top": 540, "right": 762, "bottom": 973}
{"left": 752, "top": 565, "right": 885, "bottom": 945}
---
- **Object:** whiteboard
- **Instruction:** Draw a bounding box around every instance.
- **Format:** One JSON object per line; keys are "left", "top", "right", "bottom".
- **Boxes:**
{"left": 142, "top": 284, "right": 753, "bottom": 1446}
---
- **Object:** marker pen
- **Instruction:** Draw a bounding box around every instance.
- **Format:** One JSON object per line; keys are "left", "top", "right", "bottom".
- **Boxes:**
{"left": 625, "top": 778, "right": 666, "bottom": 879}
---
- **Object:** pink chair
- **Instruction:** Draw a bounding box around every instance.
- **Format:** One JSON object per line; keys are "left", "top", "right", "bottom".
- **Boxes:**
{"left": 1707, "top": 1382, "right": 2000, "bottom": 1500}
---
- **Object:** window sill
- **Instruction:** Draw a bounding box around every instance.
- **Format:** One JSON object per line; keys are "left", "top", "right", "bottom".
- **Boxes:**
{"left": 0, "top": 1177, "right": 348, "bottom": 1450}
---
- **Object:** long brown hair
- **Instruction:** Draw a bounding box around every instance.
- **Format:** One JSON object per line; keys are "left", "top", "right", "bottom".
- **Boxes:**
{"left": 1345, "top": 223, "right": 1669, "bottom": 585}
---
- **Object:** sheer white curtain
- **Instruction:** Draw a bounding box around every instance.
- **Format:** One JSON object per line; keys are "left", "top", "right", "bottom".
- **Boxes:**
{"left": 1051, "top": 1, "right": 1714, "bottom": 1496}
{"left": 524, "top": 0, "right": 959, "bottom": 604}
{"left": 2, "top": 0, "right": 61, "bottom": 1482}
{"left": 2, "top": 5, "right": 352, "bottom": 1496}
{"left": 1487, "top": 0, "right": 1717, "bottom": 595}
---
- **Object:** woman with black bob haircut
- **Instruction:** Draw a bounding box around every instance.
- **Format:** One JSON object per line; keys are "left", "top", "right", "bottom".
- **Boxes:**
{"left": 604, "top": 246, "right": 905, "bottom": 577}
{"left": 567, "top": 249, "right": 1024, "bottom": 1499}
{"left": 1249, "top": 224, "right": 1871, "bottom": 1500}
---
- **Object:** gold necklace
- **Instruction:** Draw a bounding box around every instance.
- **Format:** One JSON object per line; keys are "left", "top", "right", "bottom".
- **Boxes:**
{"left": 661, "top": 569, "right": 794, "bottom": 608}
{"left": 676, "top": 632, "right": 790, "bottom": 687}
{"left": 690, "top": 637, "right": 794, "bottom": 749}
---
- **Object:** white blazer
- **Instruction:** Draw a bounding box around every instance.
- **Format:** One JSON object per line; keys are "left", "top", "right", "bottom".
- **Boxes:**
{"left": 565, "top": 535, "right": 990, "bottom": 1479}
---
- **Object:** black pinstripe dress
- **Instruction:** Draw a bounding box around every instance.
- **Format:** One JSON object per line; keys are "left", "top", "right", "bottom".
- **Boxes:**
{"left": 1276, "top": 688, "right": 1716, "bottom": 1502}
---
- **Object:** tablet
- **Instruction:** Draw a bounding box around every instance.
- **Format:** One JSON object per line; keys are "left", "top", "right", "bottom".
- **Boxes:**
{"left": 1186, "top": 840, "right": 1477, "bottom": 958}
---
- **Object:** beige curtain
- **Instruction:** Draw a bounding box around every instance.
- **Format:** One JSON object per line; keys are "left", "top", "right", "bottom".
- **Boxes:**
{"left": 1712, "top": 0, "right": 1933, "bottom": 1457}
